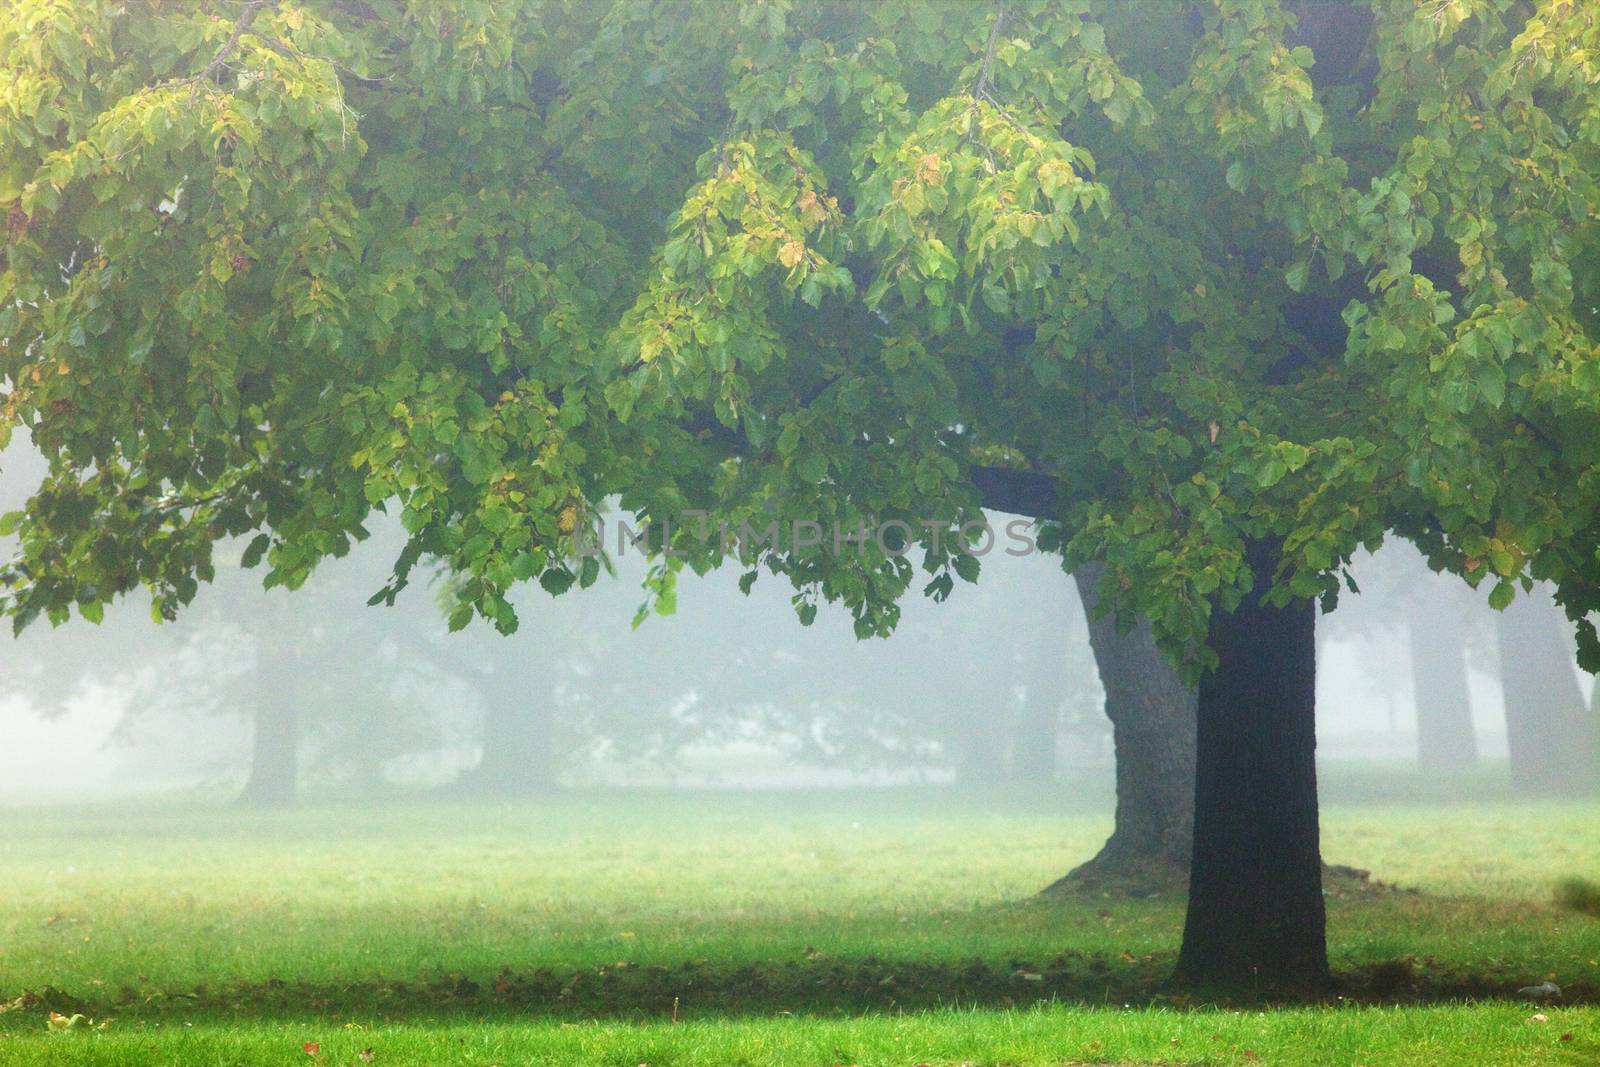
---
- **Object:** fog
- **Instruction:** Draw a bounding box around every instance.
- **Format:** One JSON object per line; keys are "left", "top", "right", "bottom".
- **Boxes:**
{"left": 4, "top": 433, "right": 1590, "bottom": 805}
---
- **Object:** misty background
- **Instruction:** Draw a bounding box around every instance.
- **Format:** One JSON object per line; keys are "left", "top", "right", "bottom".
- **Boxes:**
{"left": 1, "top": 434, "right": 1590, "bottom": 802}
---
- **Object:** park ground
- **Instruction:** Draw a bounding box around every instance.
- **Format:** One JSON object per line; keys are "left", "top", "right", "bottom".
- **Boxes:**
{"left": 0, "top": 770, "right": 1595, "bottom": 1065}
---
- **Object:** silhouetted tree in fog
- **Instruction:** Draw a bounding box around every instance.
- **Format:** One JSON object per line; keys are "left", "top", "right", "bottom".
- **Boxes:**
{"left": 236, "top": 603, "right": 301, "bottom": 808}
{"left": 1408, "top": 588, "right": 1478, "bottom": 772}
{"left": 1498, "top": 584, "right": 1599, "bottom": 796}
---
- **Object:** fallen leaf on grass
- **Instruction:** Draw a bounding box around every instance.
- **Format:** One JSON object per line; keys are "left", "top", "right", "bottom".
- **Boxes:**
{"left": 302, "top": 1040, "right": 321, "bottom": 1055}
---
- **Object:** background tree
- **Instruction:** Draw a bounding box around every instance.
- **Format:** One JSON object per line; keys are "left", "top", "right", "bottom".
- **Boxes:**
{"left": 1497, "top": 582, "right": 1599, "bottom": 797}
{"left": 1045, "top": 561, "right": 1196, "bottom": 894}
{"left": 1320, "top": 542, "right": 1485, "bottom": 771}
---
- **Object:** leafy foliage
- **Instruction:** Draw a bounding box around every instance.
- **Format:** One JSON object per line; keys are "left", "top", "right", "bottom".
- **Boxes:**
{"left": 4, "top": 0, "right": 1600, "bottom": 676}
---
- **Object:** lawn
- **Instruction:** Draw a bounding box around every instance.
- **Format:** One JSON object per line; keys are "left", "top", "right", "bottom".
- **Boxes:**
{"left": 0, "top": 777, "right": 1595, "bottom": 1065}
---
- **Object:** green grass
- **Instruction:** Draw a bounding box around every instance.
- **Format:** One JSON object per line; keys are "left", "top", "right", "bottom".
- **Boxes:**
{"left": 0, "top": 782, "right": 1596, "bottom": 1064}
{"left": 3, "top": 1005, "right": 1595, "bottom": 1067}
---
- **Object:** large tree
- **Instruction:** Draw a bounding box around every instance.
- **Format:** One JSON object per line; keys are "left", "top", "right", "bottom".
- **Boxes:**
{"left": 7, "top": 0, "right": 1600, "bottom": 993}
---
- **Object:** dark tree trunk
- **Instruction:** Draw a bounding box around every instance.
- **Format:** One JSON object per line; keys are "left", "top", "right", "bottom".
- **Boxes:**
{"left": 1498, "top": 585, "right": 1598, "bottom": 796}
{"left": 1172, "top": 538, "right": 1331, "bottom": 995}
{"left": 1407, "top": 600, "right": 1478, "bottom": 771}
{"left": 1044, "top": 561, "right": 1195, "bottom": 893}
{"left": 237, "top": 632, "right": 300, "bottom": 808}
{"left": 457, "top": 669, "right": 556, "bottom": 795}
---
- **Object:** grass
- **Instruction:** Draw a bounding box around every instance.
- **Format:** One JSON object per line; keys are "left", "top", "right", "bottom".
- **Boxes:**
{"left": 2, "top": 1005, "right": 1594, "bottom": 1067}
{"left": 0, "top": 778, "right": 1596, "bottom": 1064}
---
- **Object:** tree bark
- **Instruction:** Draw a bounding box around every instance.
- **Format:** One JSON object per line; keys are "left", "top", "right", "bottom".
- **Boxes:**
{"left": 456, "top": 667, "right": 556, "bottom": 795}
{"left": 1172, "top": 538, "right": 1331, "bottom": 995}
{"left": 1498, "top": 585, "right": 1598, "bottom": 796}
{"left": 237, "top": 630, "right": 300, "bottom": 808}
{"left": 1407, "top": 599, "right": 1478, "bottom": 771}
{"left": 1043, "top": 561, "right": 1195, "bottom": 893}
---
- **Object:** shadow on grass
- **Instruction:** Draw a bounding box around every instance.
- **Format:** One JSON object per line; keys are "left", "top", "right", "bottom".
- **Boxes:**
{"left": 4, "top": 948, "right": 1593, "bottom": 1028}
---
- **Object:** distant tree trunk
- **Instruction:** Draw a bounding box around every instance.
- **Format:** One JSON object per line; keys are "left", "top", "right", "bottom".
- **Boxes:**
{"left": 237, "top": 632, "right": 300, "bottom": 808}
{"left": 458, "top": 669, "right": 556, "bottom": 794}
{"left": 1498, "top": 586, "right": 1598, "bottom": 796}
{"left": 1407, "top": 599, "right": 1478, "bottom": 771}
{"left": 1042, "top": 561, "right": 1196, "bottom": 894}
{"left": 1010, "top": 687, "right": 1058, "bottom": 782}
{"left": 955, "top": 714, "right": 1009, "bottom": 783}
{"left": 1172, "top": 538, "right": 1331, "bottom": 994}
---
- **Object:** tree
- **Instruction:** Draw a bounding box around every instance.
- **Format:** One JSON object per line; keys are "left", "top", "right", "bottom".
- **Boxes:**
{"left": 1173, "top": 536, "right": 1326, "bottom": 992}
{"left": 1497, "top": 582, "right": 1599, "bottom": 796}
{"left": 235, "top": 602, "right": 302, "bottom": 807}
{"left": 8, "top": 0, "right": 1600, "bottom": 993}
{"left": 1044, "top": 560, "right": 1196, "bottom": 894}
{"left": 1405, "top": 576, "right": 1479, "bottom": 773}
{"left": 1322, "top": 542, "right": 1482, "bottom": 771}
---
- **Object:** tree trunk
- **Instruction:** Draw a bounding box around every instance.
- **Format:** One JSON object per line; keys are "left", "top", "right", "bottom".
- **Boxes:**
{"left": 1498, "top": 585, "right": 1598, "bottom": 797}
{"left": 1043, "top": 561, "right": 1195, "bottom": 893}
{"left": 948, "top": 670, "right": 1011, "bottom": 783}
{"left": 237, "top": 630, "right": 300, "bottom": 808}
{"left": 955, "top": 716, "right": 1009, "bottom": 783}
{"left": 1172, "top": 538, "right": 1331, "bottom": 995}
{"left": 1010, "top": 687, "right": 1058, "bottom": 782}
{"left": 457, "top": 668, "right": 556, "bottom": 795}
{"left": 1407, "top": 599, "right": 1478, "bottom": 771}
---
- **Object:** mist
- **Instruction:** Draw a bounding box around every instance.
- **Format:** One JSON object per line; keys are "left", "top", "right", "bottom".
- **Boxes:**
{"left": 5, "top": 428, "right": 1586, "bottom": 804}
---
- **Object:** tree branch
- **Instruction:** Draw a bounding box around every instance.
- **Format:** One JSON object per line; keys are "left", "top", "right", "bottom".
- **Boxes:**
{"left": 192, "top": 0, "right": 273, "bottom": 96}
{"left": 972, "top": 3, "right": 1009, "bottom": 101}
{"left": 969, "top": 465, "right": 1056, "bottom": 519}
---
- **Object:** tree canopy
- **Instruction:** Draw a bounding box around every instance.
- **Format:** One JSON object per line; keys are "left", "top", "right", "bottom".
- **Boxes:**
{"left": 4, "top": 0, "right": 1600, "bottom": 674}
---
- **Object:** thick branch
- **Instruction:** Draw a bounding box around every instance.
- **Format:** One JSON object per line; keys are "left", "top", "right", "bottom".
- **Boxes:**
{"left": 969, "top": 465, "right": 1056, "bottom": 519}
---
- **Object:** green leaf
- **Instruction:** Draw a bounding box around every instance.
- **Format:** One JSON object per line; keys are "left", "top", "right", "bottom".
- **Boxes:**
{"left": 540, "top": 568, "right": 576, "bottom": 595}
{"left": 1256, "top": 459, "right": 1289, "bottom": 488}
{"left": 1284, "top": 260, "right": 1310, "bottom": 294}
{"left": 952, "top": 554, "right": 980, "bottom": 583}
{"left": 1488, "top": 580, "right": 1516, "bottom": 611}
{"left": 240, "top": 534, "right": 271, "bottom": 569}
{"left": 794, "top": 452, "right": 827, "bottom": 484}
{"left": 1477, "top": 365, "right": 1506, "bottom": 408}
